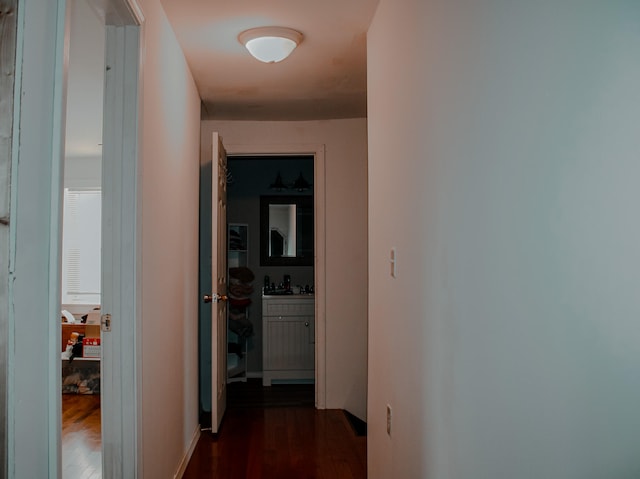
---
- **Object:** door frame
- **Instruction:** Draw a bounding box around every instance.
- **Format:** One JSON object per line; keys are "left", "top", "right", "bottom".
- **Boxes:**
{"left": 100, "top": 3, "right": 144, "bottom": 477}
{"left": 0, "top": 1, "right": 19, "bottom": 478}
{"left": 6, "top": 0, "right": 144, "bottom": 476}
{"left": 8, "top": 2, "right": 70, "bottom": 476}
{"left": 225, "top": 143, "right": 327, "bottom": 409}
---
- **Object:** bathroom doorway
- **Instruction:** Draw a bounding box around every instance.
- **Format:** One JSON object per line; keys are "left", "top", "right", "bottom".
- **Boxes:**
{"left": 226, "top": 155, "right": 314, "bottom": 389}
{"left": 199, "top": 150, "right": 326, "bottom": 413}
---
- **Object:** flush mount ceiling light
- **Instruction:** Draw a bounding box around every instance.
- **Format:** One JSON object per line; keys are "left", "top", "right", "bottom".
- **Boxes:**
{"left": 238, "top": 27, "right": 303, "bottom": 63}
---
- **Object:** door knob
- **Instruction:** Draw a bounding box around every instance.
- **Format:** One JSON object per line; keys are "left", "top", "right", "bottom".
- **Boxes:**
{"left": 203, "top": 293, "right": 228, "bottom": 303}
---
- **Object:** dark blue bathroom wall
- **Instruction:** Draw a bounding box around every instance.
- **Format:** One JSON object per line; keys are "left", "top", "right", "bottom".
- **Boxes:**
{"left": 227, "top": 156, "right": 313, "bottom": 197}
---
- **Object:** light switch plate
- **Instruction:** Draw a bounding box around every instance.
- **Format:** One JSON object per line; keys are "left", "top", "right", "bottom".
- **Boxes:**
{"left": 390, "top": 247, "right": 397, "bottom": 278}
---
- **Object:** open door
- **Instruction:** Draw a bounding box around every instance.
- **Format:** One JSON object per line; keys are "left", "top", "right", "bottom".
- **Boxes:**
{"left": 201, "top": 132, "right": 228, "bottom": 433}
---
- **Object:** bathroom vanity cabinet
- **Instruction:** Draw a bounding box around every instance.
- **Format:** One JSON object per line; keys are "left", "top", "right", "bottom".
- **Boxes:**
{"left": 262, "top": 295, "right": 315, "bottom": 386}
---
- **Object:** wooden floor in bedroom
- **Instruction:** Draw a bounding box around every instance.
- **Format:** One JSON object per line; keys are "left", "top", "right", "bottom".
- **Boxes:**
{"left": 62, "top": 394, "right": 102, "bottom": 479}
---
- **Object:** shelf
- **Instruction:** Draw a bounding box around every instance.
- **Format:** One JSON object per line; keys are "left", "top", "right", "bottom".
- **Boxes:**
{"left": 62, "top": 357, "right": 100, "bottom": 362}
{"left": 228, "top": 224, "right": 248, "bottom": 252}
{"left": 227, "top": 362, "right": 246, "bottom": 378}
{"left": 228, "top": 250, "right": 248, "bottom": 269}
{"left": 227, "top": 223, "right": 249, "bottom": 382}
{"left": 227, "top": 351, "right": 247, "bottom": 383}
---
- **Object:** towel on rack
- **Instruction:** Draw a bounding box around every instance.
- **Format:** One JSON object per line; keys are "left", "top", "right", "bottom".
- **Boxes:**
{"left": 229, "top": 267, "right": 255, "bottom": 283}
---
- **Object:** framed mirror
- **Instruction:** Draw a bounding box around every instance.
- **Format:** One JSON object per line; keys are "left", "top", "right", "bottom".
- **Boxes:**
{"left": 260, "top": 195, "right": 313, "bottom": 266}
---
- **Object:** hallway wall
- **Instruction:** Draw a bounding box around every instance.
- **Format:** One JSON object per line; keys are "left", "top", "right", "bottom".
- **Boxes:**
{"left": 137, "top": 1, "right": 202, "bottom": 477}
{"left": 201, "top": 119, "right": 369, "bottom": 421}
{"left": 367, "top": 1, "right": 640, "bottom": 477}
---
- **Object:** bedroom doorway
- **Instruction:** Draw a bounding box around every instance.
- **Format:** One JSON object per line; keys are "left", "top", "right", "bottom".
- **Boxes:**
{"left": 60, "top": 0, "right": 105, "bottom": 476}
{"left": 5, "top": 0, "right": 140, "bottom": 476}
{"left": 60, "top": 0, "right": 143, "bottom": 477}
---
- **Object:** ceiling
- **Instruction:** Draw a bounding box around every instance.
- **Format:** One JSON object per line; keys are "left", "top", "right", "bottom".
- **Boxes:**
{"left": 160, "top": 0, "right": 379, "bottom": 121}
{"left": 64, "top": 0, "right": 379, "bottom": 159}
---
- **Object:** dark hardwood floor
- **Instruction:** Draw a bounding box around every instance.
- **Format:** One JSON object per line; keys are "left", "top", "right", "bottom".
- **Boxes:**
{"left": 227, "top": 378, "right": 315, "bottom": 409}
{"left": 62, "top": 394, "right": 102, "bottom": 479}
{"left": 61, "top": 381, "right": 367, "bottom": 478}
{"left": 184, "top": 380, "right": 367, "bottom": 478}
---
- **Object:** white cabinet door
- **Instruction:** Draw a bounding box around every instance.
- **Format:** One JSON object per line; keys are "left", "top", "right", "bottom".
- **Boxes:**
{"left": 262, "top": 296, "right": 315, "bottom": 385}
{"left": 265, "top": 317, "right": 314, "bottom": 370}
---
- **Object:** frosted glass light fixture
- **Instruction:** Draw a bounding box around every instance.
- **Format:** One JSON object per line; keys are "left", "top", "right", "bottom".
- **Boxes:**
{"left": 238, "top": 27, "right": 303, "bottom": 63}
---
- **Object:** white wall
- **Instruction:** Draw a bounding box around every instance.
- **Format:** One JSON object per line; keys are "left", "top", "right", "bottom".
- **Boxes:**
{"left": 368, "top": 1, "right": 640, "bottom": 478}
{"left": 137, "top": 1, "right": 202, "bottom": 477}
{"left": 202, "top": 119, "right": 369, "bottom": 420}
{"left": 64, "top": 0, "right": 104, "bottom": 161}
{"left": 64, "top": 156, "right": 101, "bottom": 188}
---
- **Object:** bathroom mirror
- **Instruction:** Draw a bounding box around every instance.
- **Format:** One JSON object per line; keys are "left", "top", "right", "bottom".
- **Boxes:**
{"left": 260, "top": 195, "right": 313, "bottom": 266}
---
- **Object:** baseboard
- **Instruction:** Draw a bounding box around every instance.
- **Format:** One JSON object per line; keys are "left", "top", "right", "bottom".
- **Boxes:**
{"left": 343, "top": 410, "right": 367, "bottom": 437}
{"left": 174, "top": 424, "right": 201, "bottom": 479}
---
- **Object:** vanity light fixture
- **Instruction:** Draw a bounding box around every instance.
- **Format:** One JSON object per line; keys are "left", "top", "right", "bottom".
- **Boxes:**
{"left": 238, "top": 27, "right": 303, "bottom": 63}
{"left": 269, "top": 172, "right": 287, "bottom": 191}
{"left": 291, "top": 172, "right": 311, "bottom": 192}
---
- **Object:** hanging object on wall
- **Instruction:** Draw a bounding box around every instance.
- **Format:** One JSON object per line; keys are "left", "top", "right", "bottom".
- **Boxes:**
{"left": 269, "top": 171, "right": 287, "bottom": 191}
{"left": 291, "top": 172, "right": 311, "bottom": 192}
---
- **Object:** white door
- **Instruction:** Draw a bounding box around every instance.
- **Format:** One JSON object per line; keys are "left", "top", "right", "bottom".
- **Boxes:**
{"left": 205, "top": 132, "right": 228, "bottom": 432}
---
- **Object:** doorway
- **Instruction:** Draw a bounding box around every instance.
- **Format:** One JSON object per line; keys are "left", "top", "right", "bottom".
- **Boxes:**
{"left": 198, "top": 142, "right": 327, "bottom": 421}
{"left": 60, "top": 0, "right": 143, "bottom": 477}
{"left": 5, "top": 0, "right": 141, "bottom": 476}
{"left": 223, "top": 143, "right": 327, "bottom": 410}
{"left": 226, "top": 155, "right": 315, "bottom": 405}
{"left": 60, "top": 1, "right": 105, "bottom": 475}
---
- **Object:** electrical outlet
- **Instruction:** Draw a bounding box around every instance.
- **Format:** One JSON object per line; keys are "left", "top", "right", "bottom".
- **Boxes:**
{"left": 386, "top": 404, "right": 392, "bottom": 436}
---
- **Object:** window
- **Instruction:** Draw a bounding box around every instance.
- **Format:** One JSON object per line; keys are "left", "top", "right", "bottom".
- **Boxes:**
{"left": 61, "top": 188, "right": 101, "bottom": 305}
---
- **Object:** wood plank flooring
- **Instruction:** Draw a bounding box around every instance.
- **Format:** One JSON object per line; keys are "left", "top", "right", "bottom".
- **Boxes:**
{"left": 62, "top": 394, "right": 102, "bottom": 479}
{"left": 185, "top": 380, "right": 367, "bottom": 478}
{"left": 60, "top": 381, "right": 367, "bottom": 478}
{"left": 184, "top": 407, "right": 367, "bottom": 479}
{"left": 227, "top": 379, "right": 315, "bottom": 409}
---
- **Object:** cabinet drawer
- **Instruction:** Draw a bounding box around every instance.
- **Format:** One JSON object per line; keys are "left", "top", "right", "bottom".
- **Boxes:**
{"left": 265, "top": 301, "right": 314, "bottom": 317}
